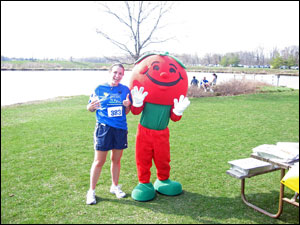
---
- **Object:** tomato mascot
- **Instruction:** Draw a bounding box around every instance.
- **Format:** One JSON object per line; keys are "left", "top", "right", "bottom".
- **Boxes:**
{"left": 129, "top": 52, "right": 190, "bottom": 201}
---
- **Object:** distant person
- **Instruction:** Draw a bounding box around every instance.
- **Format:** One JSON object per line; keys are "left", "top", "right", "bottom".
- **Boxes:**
{"left": 190, "top": 76, "right": 199, "bottom": 87}
{"left": 210, "top": 73, "right": 218, "bottom": 86}
{"left": 200, "top": 76, "right": 210, "bottom": 92}
{"left": 86, "top": 63, "right": 131, "bottom": 205}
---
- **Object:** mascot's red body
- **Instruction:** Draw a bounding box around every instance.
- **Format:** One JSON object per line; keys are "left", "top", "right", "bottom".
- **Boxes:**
{"left": 129, "top": 53, "right": 190, "bottom": 201}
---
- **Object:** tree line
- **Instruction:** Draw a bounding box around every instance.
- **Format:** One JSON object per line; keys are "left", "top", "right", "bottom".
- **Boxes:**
{"left": 173, "top": 45, "right": 299, "bottom": 69}
{"left": 1, "top": 45, "right": 299, "bottom": 69}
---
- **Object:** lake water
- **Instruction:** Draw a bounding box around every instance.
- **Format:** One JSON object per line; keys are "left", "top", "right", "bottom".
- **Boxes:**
{"left": 1, "top": 70, "right": 299, "bottom": 106}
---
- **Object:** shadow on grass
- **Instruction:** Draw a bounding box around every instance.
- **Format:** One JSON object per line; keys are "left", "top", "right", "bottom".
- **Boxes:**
{"left": 98, "top": 190, "right": 299, "bottom": 224}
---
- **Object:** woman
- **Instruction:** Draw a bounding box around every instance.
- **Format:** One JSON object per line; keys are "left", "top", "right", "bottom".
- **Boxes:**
{"left": 86, "top": 63, "right": 131, "bottom": 205}
{"left": 210, "top": 73, "right": 218, "bottom": 86}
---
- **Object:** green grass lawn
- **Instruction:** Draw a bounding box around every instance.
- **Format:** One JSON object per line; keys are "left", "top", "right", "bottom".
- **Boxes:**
{"left": 1, "top": 91, "right": 299, "bottom": 224}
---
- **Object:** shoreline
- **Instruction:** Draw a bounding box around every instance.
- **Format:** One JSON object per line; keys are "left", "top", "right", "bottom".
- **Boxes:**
{"left": 1, "top": 68, "right": 299, "bottom": 76}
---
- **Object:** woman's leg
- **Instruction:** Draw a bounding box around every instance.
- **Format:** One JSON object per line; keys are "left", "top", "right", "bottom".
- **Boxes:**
{"left": 110, "top": 149, "right": 123, "bottom": 186}
{"left": 89, "top": 150, "right": 108, "bottom": 190}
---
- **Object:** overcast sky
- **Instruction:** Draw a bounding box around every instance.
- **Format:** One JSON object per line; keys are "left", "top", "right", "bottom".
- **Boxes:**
{"left": 1, "top": 1, "right": 299, "bottom": 59}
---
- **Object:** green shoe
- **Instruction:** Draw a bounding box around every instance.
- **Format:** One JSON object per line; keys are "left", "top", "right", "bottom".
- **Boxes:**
{"left": 154, "top": 179, "right": 182, "bottom": 196}
{"left": 131, "top": 183, "right": 156, "bottom": 202}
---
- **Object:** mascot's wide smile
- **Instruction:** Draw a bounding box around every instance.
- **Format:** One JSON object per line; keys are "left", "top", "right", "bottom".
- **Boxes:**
{"left": 143, "top": 61, "right": 184, "bottom": 87}
{"left": 144, "top": 69, "right": 183, "bottom": 87}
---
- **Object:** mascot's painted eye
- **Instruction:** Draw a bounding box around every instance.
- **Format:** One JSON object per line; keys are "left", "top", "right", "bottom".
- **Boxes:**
{"left": 153, "top": 65, "right": 159, "bottom": 71}
{"left": 169, "top": 68, "right": 176, "bottom": 73}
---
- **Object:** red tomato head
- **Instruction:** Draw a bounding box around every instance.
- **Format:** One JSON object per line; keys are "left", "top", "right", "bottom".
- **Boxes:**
{"left": 129, "top": 53, "right": 188, "bottom": 105}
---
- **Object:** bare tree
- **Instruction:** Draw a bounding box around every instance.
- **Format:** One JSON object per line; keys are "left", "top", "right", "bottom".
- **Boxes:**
{"left": 203, "top": 53, "right": 212, "bottom": 65}
{"left": 269, "top": 47, "right": 279, "bottom": 59}
{"left": 96, "top": 1, "right": 174, "bottom": 62}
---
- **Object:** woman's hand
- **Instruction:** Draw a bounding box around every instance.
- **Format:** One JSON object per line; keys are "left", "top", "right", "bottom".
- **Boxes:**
{"left": 87, "top": 99, "right": 100, "bottom": 112}
{"left": 123, "top": 94, "right": 131, "bottom": 107}
{"left": 123, "top": 94, "right": 131, "bottom": 114}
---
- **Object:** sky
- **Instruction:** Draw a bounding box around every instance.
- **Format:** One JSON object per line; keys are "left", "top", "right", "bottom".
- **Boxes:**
{"left": 1, "top": 1, "right": 299, "bottom": 59}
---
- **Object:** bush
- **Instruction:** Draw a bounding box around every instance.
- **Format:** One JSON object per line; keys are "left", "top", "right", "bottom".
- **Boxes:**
{"left": 187, "top": 79, "right": 270, "bottom": 98}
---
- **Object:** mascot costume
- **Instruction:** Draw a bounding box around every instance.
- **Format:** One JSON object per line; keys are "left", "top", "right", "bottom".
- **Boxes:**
{"left": 129, "top": 52, "right": 190, "bottom": 201}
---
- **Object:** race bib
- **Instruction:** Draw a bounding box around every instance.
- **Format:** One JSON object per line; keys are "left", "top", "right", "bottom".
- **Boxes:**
{"left": 107, "top": 106, "right": 123, "bottom": 117}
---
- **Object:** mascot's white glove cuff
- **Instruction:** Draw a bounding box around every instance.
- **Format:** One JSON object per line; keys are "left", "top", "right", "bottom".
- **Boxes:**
{"left": 173, "top": 95, "right": 190, "bottom": 116}
{"left": 131, "top": 86, "right": 148, "bottom": 108}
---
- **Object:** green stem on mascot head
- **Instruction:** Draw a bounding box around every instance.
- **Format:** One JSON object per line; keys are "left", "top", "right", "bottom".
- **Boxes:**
{"left": 135, "top": 52, "right": 186, "bottom": 69}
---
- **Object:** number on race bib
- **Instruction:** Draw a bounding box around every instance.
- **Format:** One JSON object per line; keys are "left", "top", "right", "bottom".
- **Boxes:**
{"left": 108, "top": 106, "right": 123, "bottom": 117}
